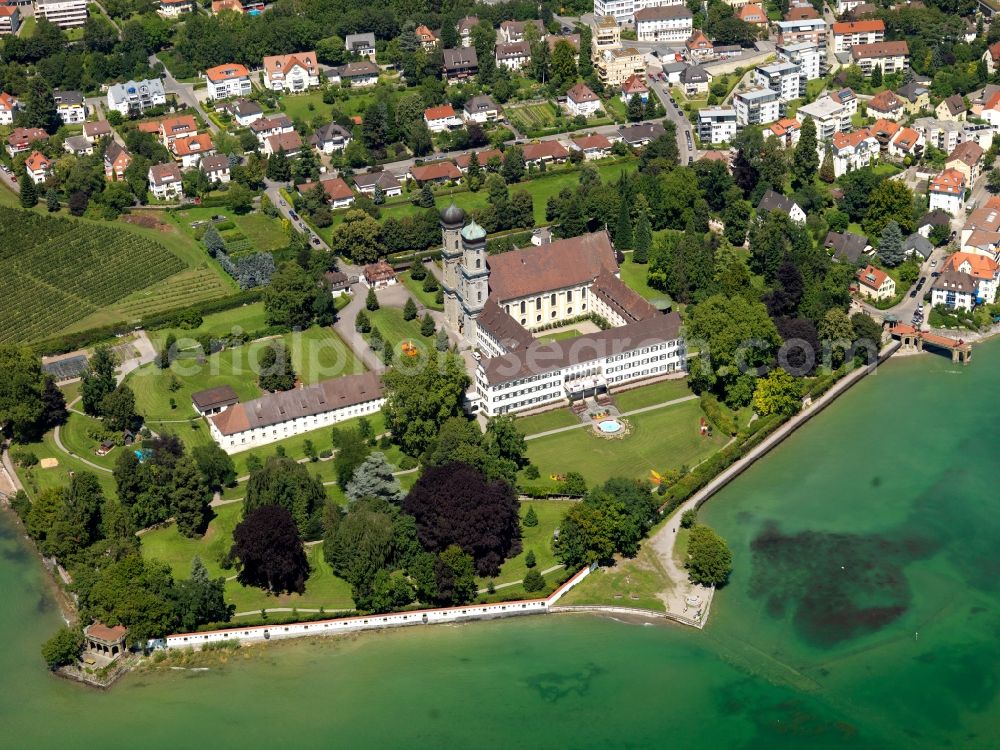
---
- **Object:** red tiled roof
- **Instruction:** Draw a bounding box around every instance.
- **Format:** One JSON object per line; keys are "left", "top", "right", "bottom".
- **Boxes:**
{"left": 851, "top": 41, "right": 909, "bottom": 59}
{"left": 410, "top": 162, "right": 461, "bottom": 181}
{"left": 263, "top": 51, "right": 318, "bottom": 77}
{"left": 621, "top": 74, "right": 648, "bottom": 94}
{"left": 737, "top": 4, "right": 766, "bottom": 22}
{"left": 944, "top": 252, "right": 998, "bottom": 280}
{"left": 299, "top": 176, "right": 354, "bottom": 202}
{"left": 0, "top": 92, "right": 16, "bottom": 111}
{"left": 567, "top": 83, "right": 598, "bottom": 103}
{"left": 25, "top": 150, "right": 50, "bottom": 171}
{"left": 205, "top": 63, "right": 249, "bottom": 82}
{"left": 832, "top": 19, "right": 885, "bottom": 33}
{"left": 424, "top": 104, "right": 457, "bottom": 121}
{"left": 929, "top": 168, "right": 965, "bottom": 195}
{"left": 521, "top": 140, "right": 570, "bottom": 161}
{"left": 856, "top": 264, "right": 891, "bottom": 290}
{"left": 869, "top": 89, "right": 903, "bottom": 111}
{"left": 454, "top": 148, "right": 502, "bottom": 169}
{"left": 832, "top": 128, "right": 873, "bottom": 150}
{"left": 892, "top": 127, "right": 920, "bottom": 151}
{"left": 266, "top": 131, "right": 302, "bottom": 152}
{"left": 85, "top": 622, "right": 128, "bottom": 642}
{"left": 572, "top": 133, "right": 612, "bottom": 150}
{"left": 172, "top": 133, "right": 214, "bottom": 156}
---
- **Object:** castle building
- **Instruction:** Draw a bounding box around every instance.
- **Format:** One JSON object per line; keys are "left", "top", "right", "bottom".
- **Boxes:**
{"left": 438, "top": 204, "right": 686, "bottom": 416}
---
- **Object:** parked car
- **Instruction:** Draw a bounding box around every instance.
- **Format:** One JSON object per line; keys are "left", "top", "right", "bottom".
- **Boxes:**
{"left": 311, "top": 236, "right": 321, "bottom": 246}
{"left": 909, "top": 289, "right": 918, "bottom": 298}
{"left": 289, "top": 210, "right": 299, "bottom": 220}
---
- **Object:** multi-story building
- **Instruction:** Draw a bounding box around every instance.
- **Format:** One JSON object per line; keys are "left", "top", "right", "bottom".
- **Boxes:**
{"left": 309, "top": 122, "right": 352, "bottom": 153}
{"left": 148, "top": 162, "right": 183, "bottom": 200}
{"left": 24, "top": 151, "right": 51, "bottom": 185}
{"left": 914, "top": 117, "right": 993, "bottom": 154}
{"left": 591, "top": 15, "right": 621, "bottom": 56}
{"left": 595, "top": 47, "right": 646, "bottom": 88}
{"left": 103, "top": 142, "right": 132, "bottom": 181}
{"left": 52, "top": 90, "right": 85, "bottom": 124}
{"left": 928, "top": 168, "right": 966, "bottom": 217}
{"left": 595, "top": 0, "right": 688, "bottom": 24}
{"left": 6, "top": 127, "right": 48, "bottom": 156}
{"left": 159, "top": 115, "right": 198, "bottom": 147}
{"left": 796, "top": 95, "right": 852, "bottom": 140}
{"left": 498, "top": 19, "right": 544, "bottom": 43}
{"left": 201, "top": 154, "right": 231, "bottom": 184}
{"left": 208, "top": 371, "right": 385, "bottom": 453}
{"left": 463, "top": 95, "right": 502, "bottom": 123}
{"left": 0, "top": 5, "right": 21, "bottom": 34}
{"left": 496, "top": 41, "right": 531, "bottom": 70}
{"left": 765, "top": 117, "right": 802, "bottom": 147}
{"left": 157, "top": 0, "right": 193, "bottom": 17}
{"left": 851, "top": 41, "right": 908, "bottom": 75}
{"left": 442, "top": 47, "right": 478, "bottom": 84}
{"left": 634, "top": 5, "right": 692, "bottom": 42}
{"left": 0, "top": 92, "right": 18, "bottom": 125}
{"left": 754, "top": 61, "right": 802, "bottom": 104}
{"left": 831, "top": 20, "right": 884, "bottom": 54}
{"left": 777, "top": 42, "right": 821, "bottom": 81}
{"left": 171, "top": 133, "right": 216, "bottom": 170}
{"left": 262, "top": 51, "right": 320, "bottom": 92}
{"left": 734, "top": 87, "right": 780, "bottom": 126}
{"left": 685, "top": 30, "right": 714, "bottom": 61}
{"left": 697, "top": 107, "right": 738, "bottom": 145}
{"left": 867, "top": 89, "right": 905, "bottom": 121}
{"left": 774, "top": 17, "right": 826, "bottom": 51}
{"left": 106, "top": 78, "right": 166, "bottom": 117}
{"left": 946, "top": 140, "right": 984, "bottom": 186}
{"left": 830, "top": 128, "right": 879, "bottom": 177}
{"left": 566, "top": 83, "right": 602, "bottom": 117}
{"left": 205, "top": 64, "right": 252, "bottom": 100}
{"left": 855, "top": 264, "right": 896, "bottom": 302}
{"left": 33, "top": 0, "right": 87, "bottom": 28}
{"left": 456, "top": 15, "right": 478, "bottom": 47}
{"left": 424, "top": 104, "right": 463, "bottom": 133}
{"left": 326, "top": 61, "right": 380, "bottom": 87}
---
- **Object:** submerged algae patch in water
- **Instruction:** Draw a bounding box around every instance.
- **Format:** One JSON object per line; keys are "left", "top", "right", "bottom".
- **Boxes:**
{"left": 748, "top": 521, "right": 940, "bottom": 647}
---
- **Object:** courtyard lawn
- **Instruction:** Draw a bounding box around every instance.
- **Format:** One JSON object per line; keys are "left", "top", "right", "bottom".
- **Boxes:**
{"left": 517, "top": 408, "right": 580, "bottom": 436}
{"left": 132, "top": 326, "right": 364, "bottom": 423}
{"left": 524, "top": 398, "right": 727, "bottom": 485}
{"left": 537, "top": 327, "right": 583, "bottom": 343}
{"left": 365, "top": 305, "right": 433, "bottom": 361}
{"left": 619, "top": 255, "right": 672, "bottom": 307}
{"left": 478, "top": 500, "right": 574, "bottom": 589}
{"left": 558, "top": 543, "right": 671, "bottom": 612}
{"left": 399, "top": 273, "right": 444, "bottom": 311}
{"left": 614, "top": 378, "right": 693, "bottom": 412}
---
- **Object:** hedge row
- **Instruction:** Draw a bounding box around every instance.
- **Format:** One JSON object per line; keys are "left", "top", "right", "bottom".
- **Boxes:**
{"left": 699, "top": 394, "right": 737, "bottom": 437}
{"left": 36, "top": 289, "right": 264, "bottom": 355}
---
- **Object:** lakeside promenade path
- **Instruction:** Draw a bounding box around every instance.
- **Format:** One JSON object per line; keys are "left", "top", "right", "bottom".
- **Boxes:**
{"left": 648, "top": 340, "right": 901, "bottom": 627}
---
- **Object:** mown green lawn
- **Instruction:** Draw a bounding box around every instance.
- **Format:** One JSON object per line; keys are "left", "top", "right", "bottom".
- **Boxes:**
{"left": 478, "top": 500, "right": 574, "bottom": 589}
{"left": 523, "top": 399, "right": 726, "bottom": 485}
{"left": 365, "top": 305, "right": 434, "bottom": 360}
{"left": 537, "top": 327, "right": 583, "bottom": 343}
{"left": 619, "top": 255, "right": 672, "bottom": 306}
{"left": 149, "top": 302, "right": 272, "bottom": 350}
{"left": 517, "top": 408, "right": 581, "bottom": 436}
{"left": 232, "top": 214, "right": 290, "bottom": 252}
{"left": 279, "top": 89, "right": 376, "bottom": 122}
{"left": 558, "top": 543, "right": 670, "bottom": 612}
{"left": 12, "top": 431, "right": 118, "bottom": 500}
{"left": 614, "top": 378, "right": 692, "bottom": 412}
{"left": 399, "top": 273, "right": 444, "bottom": 311}
{"left": 58, "top": 412, "right": 119, "bottom": 471}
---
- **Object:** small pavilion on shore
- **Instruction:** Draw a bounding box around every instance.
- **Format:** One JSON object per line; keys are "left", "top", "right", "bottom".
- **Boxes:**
{"left": 84, "top": 622, "right": 128, "bottom": 664}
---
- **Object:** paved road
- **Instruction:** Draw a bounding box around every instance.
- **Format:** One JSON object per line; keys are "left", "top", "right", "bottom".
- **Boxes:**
{"left": 151, "top": 54, "right": 219, "bottom": 134}
{"left": 333, "top": 282, "right": 386, "bottom": 373}
{"left": 649, "top": 80, "right": 697, "bottom": 163}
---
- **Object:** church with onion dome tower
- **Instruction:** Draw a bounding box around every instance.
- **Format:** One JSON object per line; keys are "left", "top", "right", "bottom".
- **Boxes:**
{"left": 440, "top": 202, "right": 489, "bottom": 345}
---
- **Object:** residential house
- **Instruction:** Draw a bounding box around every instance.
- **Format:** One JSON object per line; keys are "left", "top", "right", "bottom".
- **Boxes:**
{"left": 928, "top": 168, "right": 966, "bottom": 216}
{"left": 757, "top": 190, "right": 806, "bottom": 224}
{"left": 946, "top": 140, "right": 984, "bottom": 185}
{"left": 960, "top": 197, "right": 1000, "bottom": 254}
{"left": 917, "top": 208, "right": 951, "bottom": 238}
{"left": 930, "top": 270, "right": 977, "bottom": 310}
{"left": 855, "top": 264, "right": 896, "bottom": 301}
{"left": 300, "top": 176, "right": 355, "bottom": 209}
{"left": 222, "top": 99, "right": 264, "bottom": 128}
{"left": 456, "top": 149, "right": 503, "bottom": 172}
{"left": 326, "top": 61, "right": 380, "bottom": 87}
{"left": 595, "top": 47, "right": 646, "bottom": 88}
{"left": 825, "top": 230, "right": 870, "bottom": 263}
{"left": 148, "top": 162, "right": 183, "bottom": 199}
{"left": 764, "top": 117, "right": 802, "bottom": 147}
{"left": 566, "top": 83, "right": 602, "bottom": 117}
{"left": 978, "top": 90, "right": 1000, "bottom": 132}
{"left": 456, "top": 15, "right": 478, "bottom": 47}
{"left": 496, "top": 41, "right": 531, "bottom": 71}
{"left": 868, "top": 118, "right": 900, "bottom": 153}
{"left": 942, "top": 252, "right": 999, "bottom": 304}
{"left": 755, "top": 61, "right": 803, "bottom": 104}
{"left": 897, "top": 80, "right": 930, "bottom": 114}
{"left": 52, "top": 90, "right": 85, "bottom": 124}
{"left": 831, "top": 20, "right": 885, "bottom": 54}
{"left": 424, "top": 104, "right": 463, "bottom": 133}
{"left": 211, "top": 0, "right": 243, "bottom": 12}
{"left": 34, "top": 0, "right": 88, "bottom": 28}
{"left": 888, "top": 126, "right": 924, "bottom": 161}
{"left": 63, "top": 135, "right": 92, "bottom": 156}
{"left": 776, "top": 41, "right": 822, "bottom": 81}
{"left": 200, "top": 154, "right": 231, "bottom": 184}
{"left": 868, "top": 89, "right": 905, "bottom": 121}
{"left": 698, "top": 107, "right": 739, "bottom": 145}
{"left": 443, "top": 47, "right": 478, "bottom": 84}
{"left": 363, "top": 260, "right": 397, "bottom": 288}
{"left": 680, "top": 65, "right": 711, "bottom": 96}
{"left": 249, "top": 114, "right": 294, "bottom": 144}
{"left": 111, "top": 148, "right": 151, "bottom": 187}
{"left": 83, "top": 119, "right": 112, "bottom": 143}
{"left": 264, "top": 131, "right": 303, "bottom": 157}
{"left": 796, "top": 94, "right": 852, "bottom": 139}
{"left": 829, "top": 87, "right": 858, "bottom": 117}
{"left": 984, "top": 40, "right": 1000, "bottom": 75}
{"left": 262, "top": 52, "right": 320, "bottom": 92}
{"left": 345, "top": 33, "right": 376, "bottom": 59}
{"left": 571, "top": 133, "right": 613, "bottom": 160}
{"left": 0, "top": 5, "right": 21, "bottom": 35}
{"left": 634, "top": 6, "right": 693, "bottom": 42}
{"left": 831, "top": 128, "right": 879, "bottom": 176}
{"left": 415, "top": 25, "right": 438, "bottom": 51}
{"left": 159, "top": 115, "right": 198, "bottom": 147}
{"left": 106, "top": 78, "right": 166, "bottom": 117}
{"left": 6, "top": 127, "right": 48, "bottom": 156}
{"left": 353, "top": 170, "right": 402, "bottom": 198}
{"left": 463, "top": 95, "right": 502, "bottom": 123}
{"left": 851, "top": 41, "right": 909, "bottom": 75}
{"left": 902, "top": 233, "right": 933, "bottom": 261}
{"left": 936, "top": 94, "right": 966, "bottom": 121}
{"left": 521, "top": 140, "right": 570, "bottom": 166}
{"left": 498, "top": 19, "right": 544, "bottom": 43}
{"left": 158, "top": 0, "right": 193, "bottom": 17}
{"left": 685, "top": 30, "right": 714, "bottom": 62}
{"left": 310, "top": 122, "right": 352, "bottom": 153}
{"left": 409, "top": 161, "right": 461, "bottom": 184}
{"left": 172, "top": 133, "right": 216, "bottom": 169}
{"left": 24, "top": 151, "right": 51, "bottom": 185}
{"left": 735, "top": 87, "right": 780, "bottom": 127}
{"left": 0, "top": 92, "right": 17, "bottom": 125}
{"left": 616, "top": 121, "right": 666, "bottom": 146}
{"left": 325, "top": 270, "right": 351, "bottom": 298}
{"left": 191, "top": 385, "right": 239, "bottom": 416}
{"left": 836, "top": 0, "right": 867, "bottom": 14}
{"left": 736, "top": 3, "right": 767, "bottom": 25}
{"left": 205, "top": 64, "right": 252, "bottom": 100}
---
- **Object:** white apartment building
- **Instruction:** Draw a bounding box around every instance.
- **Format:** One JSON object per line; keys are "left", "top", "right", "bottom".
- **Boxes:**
{"left": 106, "top": 78, "right": 166, "bottom": 117}
{"left": 52, "top": 90, "right": 85, "bottom": 124}
{"left": 697, "top": 107, "right": 738, "bottom": 145}
{"left": 33, "top": 0, "right": 87, "bottom": 28}
{"left": 774, "top": 17, "right": 826, "bottom": 52}
{"left": 796, "top": 95, "right": 852, "bottom": 140}
{"left": 205, "top": 64, "right": 252, "bottom": 100}
{"left": 831, "top": 20, "right": 884, "bottom": 54}
{"left": 262, "top": 51, "right": 320, "bottom": 92}
{"left": 593, "top": 0, "right": 685, "bottom": 25}
{"left": 148, "top": 162, "right": 183, "bottom": 200}
{"left": 777, "top": 42, "right": 821, "bottom": 81}
{"left": 734, "top": 87, "right": 780, "bottom": 127}
{"left": 424, "top": 104, "right": 463, "bottom": 133}
{"left": 928, "top": 168, "right": 966, "bottom": 217}
{"left": 209, "top": 372, "right": 385, "bottom": 453}
{"left": 634, "top": 5, "right": 692, "bottom": 42}
{"left": 830, "top": 128, "right": 879, "bottom": 177}
{"left": 754, "top": 61, "right": 802, "bottom": 104}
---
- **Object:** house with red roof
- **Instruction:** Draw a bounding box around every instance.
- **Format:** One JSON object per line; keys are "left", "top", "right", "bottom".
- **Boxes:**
{"left": 984, "top": 40, "right": 1000, "bottom": 76}
{"left": 521, "top": 140, "right": 570, "bottom": 166}
{"left": 0, "top": 4, "right": 21, "bottom": 35}
{"left": 415, "top": 25, "right": 438, "bottom": 51}
{"left": 570, "top": 133, "right": 613, "bottom": 160}
{"left": 159, "top": 115, "right": 198, "bottom": 146}
{"left": 171, "top": 133, "right": 216, "bottom": 169}
{"left": 868, "top": 89, "right": 904, "bottom": 121}
{"left": 855, "top": 264, "right": 896, "bottom": 301}
{"left": 6, "top": 127, "right": 48, "bottom": 157}
{"left": 264, "top": 130, "right": 303, "bottom": 157}
{"left": 24, "top": 151, "right": 51, "bottom": 185}
{"left": 0, "top": 91, "right": 17, "bottom": 125}
{"left": 299, "top": 176, "right": 355, "bottom": 209}
{"left": 620, "top": 74, "right": 649, "bottom": 103}
{"left": 765, "top": 118, "right": 802, "bottom": 148}
{"left": 409, "top": 161, "right": 461, "bottom": 184}
{"left": 205, "top": 63, "right": 252, "bottom": 100}
{"left": 928, "top": 168, "right": 966, "bottom": 217}
{"left": 262, "top": 51, "right": 320, "bottom": 92}
{"left": 737, "top": 4, "right": 767, "bottom": 25}
{"left": 565, "top": 83, "right": 600, "bottom": 117}
{"left": 424, "top": 104, "right": 462, "bottom": 133}
{"left": 943, "top": 252, "right": 999, "bottom": 304}
{"left": 831, "top": 128, "right": 879, "bottom": 176}
{"left": 685, "top": 30, "right": 713, "bottom": 62}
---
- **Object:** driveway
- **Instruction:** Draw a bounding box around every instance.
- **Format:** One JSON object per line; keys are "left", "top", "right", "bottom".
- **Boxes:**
{"left": 150, "top": 54, "right": 219, "bottom": 134}
{"left": 333, "top": 282, "right": 385, "bottom": 372}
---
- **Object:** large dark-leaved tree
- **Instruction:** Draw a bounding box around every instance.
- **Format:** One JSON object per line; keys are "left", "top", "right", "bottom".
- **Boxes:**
{"left": 231, "top": 505, "right": 308, "bottom": 595}
{"left": 243, "top": 456, "right": 326, "bottom": 539}
{"left": 403, "top": 462, "right": 521, "bottom": 577}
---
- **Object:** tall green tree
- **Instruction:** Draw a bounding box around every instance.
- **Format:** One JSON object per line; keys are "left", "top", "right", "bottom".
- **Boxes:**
{"left": 263, "top": 262, "right": 317, "bottom": 328}
{"left": 171, "top": 456, "right": 211, "bottom": 538}
{"left": 19, "top": 173, "right": 37, "bottom": 208}
{"left": 878, "top": 220, "right": 905, "bottom": 267}
{"left": 751, "top": 368, "right": 802, "bottom": 417}
{"left": 244, "top": 456, "right": 327, "bottom": 539}
{"left": 632, "top": 197, "right": 652, "bottom": 263}
{"left": 614, "top": 194, "right": 633, "bottom": 250}
{"left": 685, "top": 525, "right": 733, "bottom": 586}
{"left": 80, "top": 346, "right": 116, "bottom": 417}
{"left": 792, "top": 116, "right": 819, "bottom": 186}
{"left": 382, "top": 353, "right": 469, "bottom": 456}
